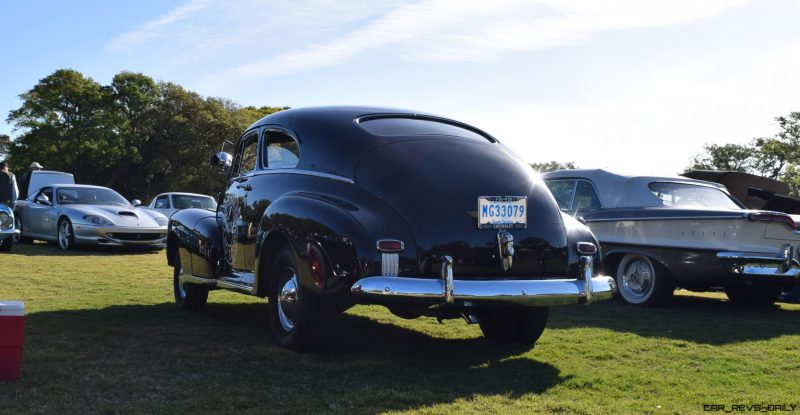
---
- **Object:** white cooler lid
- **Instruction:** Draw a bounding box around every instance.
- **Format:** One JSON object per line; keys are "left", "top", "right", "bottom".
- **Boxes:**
{"left": 0, "top": 301, "right": 25, "bottom": 316}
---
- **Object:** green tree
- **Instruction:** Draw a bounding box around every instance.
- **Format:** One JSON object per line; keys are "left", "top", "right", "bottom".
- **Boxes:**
{"left": 688, "top": 112, "right": 800, "bottom": 196}
{"left": 0, "top": 134, "right": 10, "bottom": 161}
{"left": 6, "top": 69, "right": 123, "bottom": 184}
{"left": 6, "top": 68, "right": 287, "bottom": 200}
{"left": 530, "top": 161, "right": 576, "bottom": 172}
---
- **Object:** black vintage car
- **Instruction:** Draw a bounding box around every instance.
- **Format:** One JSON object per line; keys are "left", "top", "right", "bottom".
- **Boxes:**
{"left": 167, "top": 106, "right": 615, "bottom": 350}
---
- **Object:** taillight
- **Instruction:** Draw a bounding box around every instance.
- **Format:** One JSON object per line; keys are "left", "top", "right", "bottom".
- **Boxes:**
{"left": 377, "top": 239, "right": 404, "bottom": 252}
{"left": 748, "top": 212, "right": 797, "bottom": 230}
{"left": 576, "top": 242, "right": 597, "bottom": 255}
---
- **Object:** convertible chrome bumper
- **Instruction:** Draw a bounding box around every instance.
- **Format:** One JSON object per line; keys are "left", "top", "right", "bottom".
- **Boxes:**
{"left": 717, "top": 246, "right": 800, "bottom": 279}
{"left": 351, "top": 255, "right": 616, "bottom": 306}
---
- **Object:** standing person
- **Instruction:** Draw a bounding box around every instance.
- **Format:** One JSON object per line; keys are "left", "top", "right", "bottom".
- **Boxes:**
{"left": 18, "top": 161, "right": 42, "bottom": 200}
{"left": 0, "top": 161, "right": 18, "bottom": 206}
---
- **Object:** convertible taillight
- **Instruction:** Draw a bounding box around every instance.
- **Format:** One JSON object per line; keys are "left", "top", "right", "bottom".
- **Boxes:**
{"left": 748, "top": 212, "right": 797, "bottom": 230}
{"left": 377, "top": 239, "right": 404, "bottom": 252}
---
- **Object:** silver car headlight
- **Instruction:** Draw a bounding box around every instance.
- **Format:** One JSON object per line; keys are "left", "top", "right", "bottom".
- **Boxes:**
{"left": 0, "top": 212, "right": 12, "bottom": 230}
{"left": 154, "top": 216, "right": 168, "bottom": 226}
{"left": 83, "top": 215, "right": 114, "bottom": 226}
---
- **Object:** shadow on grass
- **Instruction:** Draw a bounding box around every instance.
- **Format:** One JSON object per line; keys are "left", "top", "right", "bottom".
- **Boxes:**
{"left": 4, "top": 303, "right": 566, "bottom": 414}
{"left": 550, "top": 293, "right": 800, "bottom": 345}
{"left": 10, "top": 241, "right": 161, "bottom": 256}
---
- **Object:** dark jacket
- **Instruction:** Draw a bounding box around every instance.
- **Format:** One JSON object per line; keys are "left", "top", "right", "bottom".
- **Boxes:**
{"left": 18, "top": 171, "right": 31, "bottom": 200}
{"left": 0, "top": 170, "right": 14, "bottom": 206}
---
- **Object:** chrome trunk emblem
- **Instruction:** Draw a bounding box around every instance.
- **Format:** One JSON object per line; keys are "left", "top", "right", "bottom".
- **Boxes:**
{"left": 497, "top": 230, "right": 514, "bottom": 271}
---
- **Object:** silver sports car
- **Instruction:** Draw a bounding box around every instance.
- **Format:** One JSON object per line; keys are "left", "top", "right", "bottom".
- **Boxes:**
{"left": 14, "top": 184, "right": 168, "bottom": 250}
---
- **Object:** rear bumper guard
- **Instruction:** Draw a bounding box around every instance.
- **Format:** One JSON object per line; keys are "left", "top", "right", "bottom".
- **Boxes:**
{"left": 351, "top": 255, "right": 616, "bottom": 306}
{"left": 717, "top": 245, "right": 800, "bottom": 279}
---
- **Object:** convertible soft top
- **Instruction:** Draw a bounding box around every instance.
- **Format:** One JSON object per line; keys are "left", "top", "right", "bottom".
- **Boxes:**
{"left": 543, "top": 169, "right": 729, "bottom": 208}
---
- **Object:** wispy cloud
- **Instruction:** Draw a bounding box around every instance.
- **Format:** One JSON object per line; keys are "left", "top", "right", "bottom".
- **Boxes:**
{"left": 228, "top": 0, "right": 753, "bottom": 78}
{"left": 105, "top": 0, "right": 753, "bottom": 79}
{"left": 108, "top": 0, "right": 211, "bottom": 50}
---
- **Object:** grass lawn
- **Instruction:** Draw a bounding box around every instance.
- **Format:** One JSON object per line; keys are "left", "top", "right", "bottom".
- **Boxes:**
{"left": 1, "top": 242, "right": 799, "bottom": 414}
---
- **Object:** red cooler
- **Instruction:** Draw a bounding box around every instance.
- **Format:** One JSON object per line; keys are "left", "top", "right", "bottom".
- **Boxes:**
{"left": 0, "top": 301, "right": 25, "bottom": 381}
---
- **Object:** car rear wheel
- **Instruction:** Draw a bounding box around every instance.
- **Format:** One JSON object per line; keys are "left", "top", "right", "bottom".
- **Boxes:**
{"left": 173, "top": 253, "right": 208, "bottom": 311}
{"left": 57, "top": 218, "right": 76, "bottom": 250}
{"left": 268, "top": 246, "right": 321, "bottom": 351}
{"left": 477, "top": 306, "right": 550, "bottom": 344}
{"left": 615, "top": 254, "right": 674, "bottom": 306}
{"left": 724, "top": 281, "right": 783, "bottom": 306}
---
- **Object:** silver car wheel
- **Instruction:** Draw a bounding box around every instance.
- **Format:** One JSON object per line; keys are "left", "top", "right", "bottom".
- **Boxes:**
{"left": 277, "top": 273, "right": 299, "bottom": 332}
{"left": 58, "top": 220, "right": 72, "bottom": 250}
{"left": 617, "top": 255, "right": 655, "bottom": 304}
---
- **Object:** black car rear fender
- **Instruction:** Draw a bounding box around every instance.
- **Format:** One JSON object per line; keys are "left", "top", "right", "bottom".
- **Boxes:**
{"left": 167, "top": 208, "right": 221, "bottom": 278}
{"left": 255, "top": 194, "right": 369, "bottom": 296}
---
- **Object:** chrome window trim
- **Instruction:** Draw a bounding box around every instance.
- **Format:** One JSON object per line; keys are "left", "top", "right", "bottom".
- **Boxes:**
{"left": 261, "top": 127, "right": 301, "bottom": 170}
{"left": 255, "top": 169, "right": 354, "bottom": 184}
{"left": 574, "top": 179, "right": 603, "bottom": 212}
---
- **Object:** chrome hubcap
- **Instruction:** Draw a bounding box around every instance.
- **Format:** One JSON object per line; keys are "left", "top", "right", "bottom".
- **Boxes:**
{"left": 277, "top": 273, "right": 299, "bottom": 332}
{"left": 621, "top": 258, "right": 654, "bottom": 301}
{"left": 59, "top": 221, "right": 71, "bottom": 249}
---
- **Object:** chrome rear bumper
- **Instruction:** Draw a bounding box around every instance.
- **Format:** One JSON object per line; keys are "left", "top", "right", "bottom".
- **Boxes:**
{"left": 717, "top": 246, "right": 800, "bottom": 279}
{"left": 351, "top": 255, "right": 616, "bottom": 307}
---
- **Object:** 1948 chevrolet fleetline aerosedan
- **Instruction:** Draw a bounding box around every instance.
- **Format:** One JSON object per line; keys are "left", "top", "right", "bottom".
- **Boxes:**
{"left": 167, "top": 106, "right": 615, "bottom": 350}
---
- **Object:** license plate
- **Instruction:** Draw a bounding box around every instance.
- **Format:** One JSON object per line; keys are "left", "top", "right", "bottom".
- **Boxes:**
{"left": 478, "top": 196, "right": 527, "bottom": 229}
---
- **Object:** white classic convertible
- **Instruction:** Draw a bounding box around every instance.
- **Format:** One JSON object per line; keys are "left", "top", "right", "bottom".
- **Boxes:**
{"left": 543, "top": 169, "right": 800, "bottom": 306}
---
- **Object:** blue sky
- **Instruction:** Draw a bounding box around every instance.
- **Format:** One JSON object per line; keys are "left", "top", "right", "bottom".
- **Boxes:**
{"left": 3, "top": 0, "right": 800, "bottom": 175}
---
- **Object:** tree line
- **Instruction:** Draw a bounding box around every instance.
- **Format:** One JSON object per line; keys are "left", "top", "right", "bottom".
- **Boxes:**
{"left": 2, "top": 69, "right": 286, "bottom": 201}
{"left": 689, "top": 112, "right": 800, "bottom": 196}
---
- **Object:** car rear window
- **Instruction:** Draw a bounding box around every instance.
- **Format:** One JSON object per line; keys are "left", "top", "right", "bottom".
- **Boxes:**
{"left": 357, "top": 117, "right": 491, "bottom": 142}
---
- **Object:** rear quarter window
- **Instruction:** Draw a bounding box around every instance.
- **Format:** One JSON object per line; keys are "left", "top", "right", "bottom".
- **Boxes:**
{"left": 357, "top": 117, "right": 491, "bottom": 142}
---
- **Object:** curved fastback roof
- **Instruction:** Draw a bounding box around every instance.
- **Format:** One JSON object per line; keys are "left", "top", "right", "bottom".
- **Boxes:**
{"left": 245, "top": 106, "right": 497, "bottom": 179}
{"left": 542, "top": 168, "right": 731, "bottom": 208}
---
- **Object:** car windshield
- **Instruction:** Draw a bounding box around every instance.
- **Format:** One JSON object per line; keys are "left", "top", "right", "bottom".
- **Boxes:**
{"left": 57, "top": 187, "right": 131, "bottom": 206}
{"left": 172, "top": 195, "right": 217, "bottom": 210}
{"left": 648, "top": 182, "right": 741, "bottom": 209}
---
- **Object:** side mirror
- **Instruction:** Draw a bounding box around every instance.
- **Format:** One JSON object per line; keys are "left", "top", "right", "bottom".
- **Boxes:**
{"left": 210, "top": 152, "right": 233, "bottom": 171}
{"left": 35, "top": 194, "right": 51, "bottom": 205}
{"left": 131, "top": 199, "right": 142, "bottom": 207}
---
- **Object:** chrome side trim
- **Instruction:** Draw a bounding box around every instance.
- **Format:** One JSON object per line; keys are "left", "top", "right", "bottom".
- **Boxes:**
{"left": 179, "top": 274, "right": 217, "bottom": 285}
{"left": 257, "top": 169, "right": 354, "bottom": 184}
{"left": 178, "top": 273, "right": 256, "bottom": 294}
{"left": 585, "top": 215, "right": 749, "bottom": 223}
{"left": 216, "top": 279, "right": 254, "bottom": 294}
{"left": 717, "top": 250, "right": 800, "bottom": 278}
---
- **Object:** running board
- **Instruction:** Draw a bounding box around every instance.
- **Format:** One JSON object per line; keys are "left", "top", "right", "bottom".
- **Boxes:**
{"left": 179, "top": 274, "right": 255, "bottom": 295}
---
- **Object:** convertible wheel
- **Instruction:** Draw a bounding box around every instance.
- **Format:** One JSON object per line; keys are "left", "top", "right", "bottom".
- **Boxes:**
{"left": 724, "top": 281, "right": 783, "bottom": 306}
{"left": 173, "top": 253, "right": 208, "bottom": 311}
{"left": 615, "top": 254, "right": 674, "bottom": 306}
{"left": 57, "top": 218, "right": 76, "bottom": 250}
{"left": 268, "top": 247, "right": 321, "bottom": 351}
{"left": 477, "top": 306, "right": 550, "bottom": 344}
{"left": 0, "top": 237, "right": 12, "bottom": 252}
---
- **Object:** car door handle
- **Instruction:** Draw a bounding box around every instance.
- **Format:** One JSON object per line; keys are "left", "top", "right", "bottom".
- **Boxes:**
{"left": 236, "top": 184, "right": 252, "bottom": 191}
